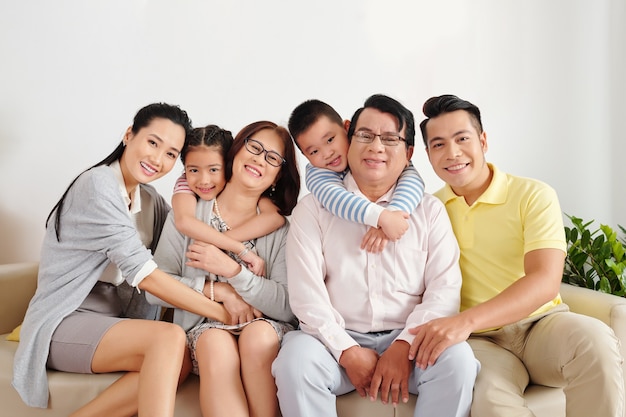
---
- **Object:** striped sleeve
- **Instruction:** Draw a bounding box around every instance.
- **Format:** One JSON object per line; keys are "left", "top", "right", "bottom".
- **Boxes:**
{"left": 305, "top": 163, "right": 382, "bottom": 228}
{"left": 387, "top": 161, "right": 425, "bottom": 213}
{"left": 172, "top": 173, "right": 194, "bottom": 195}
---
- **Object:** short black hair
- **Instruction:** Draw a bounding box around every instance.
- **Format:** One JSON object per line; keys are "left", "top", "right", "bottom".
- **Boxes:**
{"left": 347, "top": 94, "right": 415, "bottom": 147}
{"left": 419, "top": 95, "right": 482, "bottom": 147}
{"left": 288, "top": 99, "right": 343, "bottom": 151}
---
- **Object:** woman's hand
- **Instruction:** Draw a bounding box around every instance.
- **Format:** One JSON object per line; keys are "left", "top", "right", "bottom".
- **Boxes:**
{"left": 210, "top": 281, "right": 263, "bottom": 325}
{"left": 186, "top": 240, "right": 242, "bottom": 278}
{"left": 240, "top": 249, "right": 266, "bottom": 277}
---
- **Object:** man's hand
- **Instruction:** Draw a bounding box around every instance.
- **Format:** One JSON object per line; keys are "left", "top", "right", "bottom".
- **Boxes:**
{"left": 338, "top": 346, "right": 379, "bottom": 398}
{"left": 378, "top": 210, "right": 409, "bottom": 241}
{"left": 369, "top": 341, "right": 412, "bottom": 406}
{"left": 408, "top": 315, "right": 471, "bottom": 369}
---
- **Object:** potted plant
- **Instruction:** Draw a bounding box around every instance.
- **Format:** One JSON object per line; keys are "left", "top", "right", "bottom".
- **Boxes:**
{"left": 562, "top": 214, "right": 626, "bottom": 297}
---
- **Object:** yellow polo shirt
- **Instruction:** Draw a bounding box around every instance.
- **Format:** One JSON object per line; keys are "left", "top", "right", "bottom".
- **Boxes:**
{"left": 434, "top": 163, "right": 566, "bottom": 316}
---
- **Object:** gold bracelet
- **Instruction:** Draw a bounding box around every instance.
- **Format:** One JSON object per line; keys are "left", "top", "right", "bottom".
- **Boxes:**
{"left": 238, "top": 247, "right": 250, "bottom": 258}
{"left": 210, "top": 280, "right": 215, "bottom": 301}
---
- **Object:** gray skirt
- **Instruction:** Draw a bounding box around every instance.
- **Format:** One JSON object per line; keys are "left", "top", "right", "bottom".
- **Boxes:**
{"left": 47, "top": 281, "right": 127, "bottom": 374}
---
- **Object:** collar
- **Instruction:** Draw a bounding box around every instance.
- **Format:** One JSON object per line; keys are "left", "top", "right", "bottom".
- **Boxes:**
{"left": 437, "top": 163, "right": 507, "bottom": 206}
{"left": 344, "top": 172, "right": 394, "bottom": 205}
{"left": 109, "top": 160, "right": 142, "bottom": 214}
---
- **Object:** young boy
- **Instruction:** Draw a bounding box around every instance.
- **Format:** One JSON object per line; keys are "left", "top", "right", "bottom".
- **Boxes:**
{"left": 288, "top": 99, "right": 425, "bottom": 251}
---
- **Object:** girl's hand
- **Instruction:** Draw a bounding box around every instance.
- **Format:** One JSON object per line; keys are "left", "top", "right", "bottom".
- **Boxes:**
{"left": 240, "top": 249, "right": 266, "bottom": 277}
{"left": 187, "top": 240, "right": 241, "bottom": 278}
{"left": 213, "top": 281, "right": 263, "bottom": 325}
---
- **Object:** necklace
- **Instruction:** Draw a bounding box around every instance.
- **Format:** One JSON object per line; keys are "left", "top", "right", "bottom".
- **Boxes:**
{"left": 213, "top": 198, "right": 231, "bottom": 231}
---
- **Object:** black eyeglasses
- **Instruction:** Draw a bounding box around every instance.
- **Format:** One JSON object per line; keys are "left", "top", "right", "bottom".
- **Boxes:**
{"left": 352, "top": 131, "right": 406, "bottom": 146}
{"left": 244, "top": 138, "right": 286, "bottom": 167}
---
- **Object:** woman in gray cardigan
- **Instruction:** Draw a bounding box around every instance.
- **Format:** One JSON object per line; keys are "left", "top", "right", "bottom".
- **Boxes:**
{"left": 13, "top": 104, "right": 232, "bottom": 417}
{"left": 148, "top": 121, "right": 300, "bottom": 417}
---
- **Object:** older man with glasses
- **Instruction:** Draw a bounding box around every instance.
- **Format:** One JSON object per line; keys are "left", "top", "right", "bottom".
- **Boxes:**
{"left": 272, "top": 94, "right": 479, "bottom": 417}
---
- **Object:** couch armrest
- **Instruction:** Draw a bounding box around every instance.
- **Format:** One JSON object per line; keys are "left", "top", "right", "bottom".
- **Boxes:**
{"left": 0, "top": 262, "right": 38, "bottom": 334}
{"left": 560, "top": 283, "right": 626, "bottom": 330}
{"left": 560, "top": 282, "right": 626, "bottom": 386}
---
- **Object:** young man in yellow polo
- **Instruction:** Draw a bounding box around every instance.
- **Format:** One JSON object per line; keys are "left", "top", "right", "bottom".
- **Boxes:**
{"left": 411, "top": 94, "right": 624, "bottom": 417}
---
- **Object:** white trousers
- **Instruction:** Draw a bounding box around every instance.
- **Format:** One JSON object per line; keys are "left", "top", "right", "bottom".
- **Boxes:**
{"left": 272, "top": 329, "right": 479, "bottom": 417}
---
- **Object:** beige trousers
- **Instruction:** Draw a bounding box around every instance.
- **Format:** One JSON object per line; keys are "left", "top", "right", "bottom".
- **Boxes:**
{"left": 469, "top": 305, "right": 624, "bottom": 417}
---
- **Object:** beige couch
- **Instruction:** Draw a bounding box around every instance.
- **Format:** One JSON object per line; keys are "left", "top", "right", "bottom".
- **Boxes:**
{"left": 2, "top": 262, "right": 625, "bottom": 417}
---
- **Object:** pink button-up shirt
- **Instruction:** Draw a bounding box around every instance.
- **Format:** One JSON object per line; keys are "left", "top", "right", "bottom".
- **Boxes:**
{"left": 286, "top": 173, "right": 462, "bottom": 361}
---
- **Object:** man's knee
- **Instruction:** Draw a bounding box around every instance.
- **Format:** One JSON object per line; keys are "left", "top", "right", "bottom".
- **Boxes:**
{"left": 273, "top": 331, "right": 338, "bottom": 388}
{"left": 274, "top": 332, "right": 318, "bottom": 376}
{"left": 434, "top": 342, "right": 480, "bottom": 385}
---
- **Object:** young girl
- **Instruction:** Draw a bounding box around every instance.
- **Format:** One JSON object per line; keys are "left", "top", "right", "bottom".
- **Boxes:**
{"left": 13, "top": 103, "right": 232, "bottom": 417}
{"left": 169, "top": 125, "right": 285, "bottom": 276}
{"left": 148, "top": 120, "right": 300, "bottom": 417}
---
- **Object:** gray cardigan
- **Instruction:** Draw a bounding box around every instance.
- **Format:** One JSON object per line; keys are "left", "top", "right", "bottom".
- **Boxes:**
{"left": 12, "top": 166, "right": 169, "bottom": 408}
{"left": 147, "top": 199, "right": 296, "bottom": 331}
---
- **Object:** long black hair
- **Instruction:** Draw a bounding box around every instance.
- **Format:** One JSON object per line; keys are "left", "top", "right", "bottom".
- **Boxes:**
{"left": 46, "top": 103, "right": 192, "bottom": 241}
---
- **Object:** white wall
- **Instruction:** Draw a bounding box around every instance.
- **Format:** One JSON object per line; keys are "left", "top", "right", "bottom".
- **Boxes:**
{"left": 1, "top": 0, "right": 624, "bottom": 264}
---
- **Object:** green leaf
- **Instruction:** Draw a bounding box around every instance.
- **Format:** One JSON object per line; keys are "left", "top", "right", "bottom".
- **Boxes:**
{"left": 613, "top": 242, "right": 625, "bottom": 262}
{"left": 599, "top": 276, "right": 612, "bottom": 293}
{"left": 581, "top": 229, "right": 590, "bottom": 247}
{"left": 592, "top": 235, "right": 606, "bottom": 250}
{"left": 563, "top": 214, "right": 626, "bottom": 297}
{"left": 601, "top": 224, "right": 617, "bottom": 243}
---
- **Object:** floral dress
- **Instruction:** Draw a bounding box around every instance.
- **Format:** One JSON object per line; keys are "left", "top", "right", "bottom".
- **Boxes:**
{"left": 186, "top": 207, "right": 294, "bottom": 375}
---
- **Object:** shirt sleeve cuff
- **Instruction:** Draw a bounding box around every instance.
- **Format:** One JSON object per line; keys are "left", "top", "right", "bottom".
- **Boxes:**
{"left": 395, "top": 328, "right": 415, "bottom": 346}
{"left": 304, "top": 323, "right": 359, "bottom": 361}
{"left": 364, "top": 204, "right": 385, "bottom": 228}
{"left": 227, "top": 264, "right": 252, "bottom": 288}
{"left": 130, "top": 260, "right": 157, "bottom": 288}
{"left": 329, "top": 334, "right": 360, "bottom": 362}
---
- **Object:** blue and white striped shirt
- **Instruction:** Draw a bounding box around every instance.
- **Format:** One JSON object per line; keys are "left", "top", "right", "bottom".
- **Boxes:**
{"left": 305, "top": 162, "right": 425, "bottom": 227}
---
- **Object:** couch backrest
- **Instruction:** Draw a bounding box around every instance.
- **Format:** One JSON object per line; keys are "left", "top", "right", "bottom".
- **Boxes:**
{"left": 0, "top": 262, "right": 38, "bottom": 334}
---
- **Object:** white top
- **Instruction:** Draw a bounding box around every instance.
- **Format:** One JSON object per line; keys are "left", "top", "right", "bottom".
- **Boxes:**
{"left": 287, "top": 173, "right": 462, "bottom": 361}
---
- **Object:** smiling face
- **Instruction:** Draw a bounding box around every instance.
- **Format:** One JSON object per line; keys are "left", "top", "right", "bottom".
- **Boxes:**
{"left": 295, "top": 115, "right": 349, "bottom": 172}
{"left": 424, "top": 109, "right": 491, "bottom": 204}
{"left": 347, "top": 108, "right": 413, "bottom": 200}
{"left": 231, "top": 128, "right": 284, "bottom": 193}
{"left": 184, "top": 145, "right": 226, "bottom": 201}
{"left": 119, "top": 117, "right": 186, "bottom": 193}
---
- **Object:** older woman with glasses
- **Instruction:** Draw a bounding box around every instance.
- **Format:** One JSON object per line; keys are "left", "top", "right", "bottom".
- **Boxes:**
{"left": 147, "top": 120, "right": 300, "bottom": 417}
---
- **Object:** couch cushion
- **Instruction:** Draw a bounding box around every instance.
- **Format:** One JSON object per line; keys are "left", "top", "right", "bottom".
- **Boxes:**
{"left": 1, "top": 336, "right": 123, "bottom": 416}
{"left": 2, "top": 333, "right": 565, "bottom": 417}
{"left": 336, "top": 391, "right": 416, "bottom": 416}
{"left": 525, "top": 384, "right": 565, "bottom": 416}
